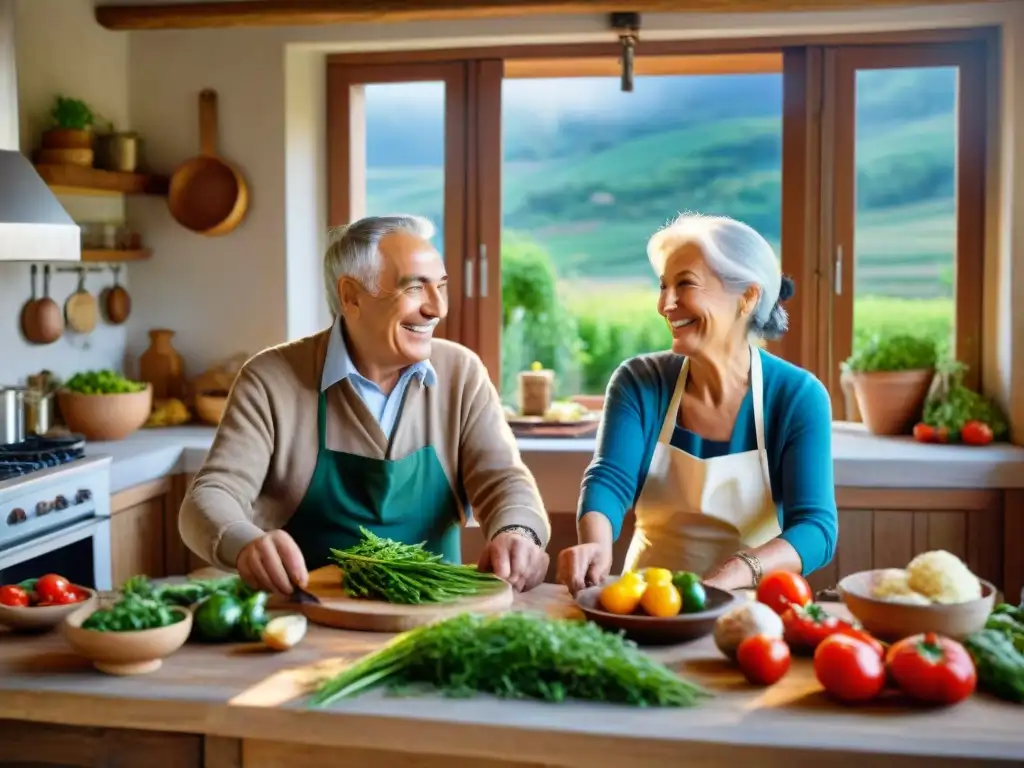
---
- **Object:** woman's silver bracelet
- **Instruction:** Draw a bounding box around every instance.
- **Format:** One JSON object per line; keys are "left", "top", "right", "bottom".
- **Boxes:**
{"left": 733, "top": 551, "right": 764, "bottom": 587}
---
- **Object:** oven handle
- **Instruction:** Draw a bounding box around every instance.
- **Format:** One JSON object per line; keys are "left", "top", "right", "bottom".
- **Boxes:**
{"left": 0, "top": 517, "right": 110, "bottom": 571}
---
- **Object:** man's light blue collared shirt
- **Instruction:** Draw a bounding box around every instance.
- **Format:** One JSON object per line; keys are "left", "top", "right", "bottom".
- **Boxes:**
{"left": 320, "top": 320, "right": 437, "bottom": 440}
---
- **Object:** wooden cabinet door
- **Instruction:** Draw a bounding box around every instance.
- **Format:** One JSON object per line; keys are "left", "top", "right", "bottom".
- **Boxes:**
{"left": 109, "top": 478, "right": 175, "bottom": 586}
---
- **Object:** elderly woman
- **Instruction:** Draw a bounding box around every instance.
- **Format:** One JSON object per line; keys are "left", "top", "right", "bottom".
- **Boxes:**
{"left": 557, "top": 213, "right": 837, "bottom": 594}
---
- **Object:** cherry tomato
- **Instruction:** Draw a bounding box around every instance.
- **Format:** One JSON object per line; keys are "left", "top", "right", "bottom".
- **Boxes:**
{"left": 814, "top": 634, "right": 886, "bottom": 704}
{"left": 913, "top": 423, "right": 936, "bottom": 443}
{"left": 736, "top": 634, "right": 791, "bottom": 686}
{"left": 961, "top": 420, "right": 993, "bottom": 446}
{"left": 885, "top": 632, "right": 976, "bottom": 705}
{"left": 757, "top": 571, "right": 812, "bottom": 615}
{"left": 0, "top": 585, "right": 30, "bottom": 607}
{"left": 599, "top": 575, "right": 647, "bottom": 615}
{"left": 64, "top": 585, "right": 90, "bottom": 603}
{"left": 640, "top": 582, "right": 682, "bottom": 617}
{"left": 34, "top": 574, "right": 71, "bottom": 605}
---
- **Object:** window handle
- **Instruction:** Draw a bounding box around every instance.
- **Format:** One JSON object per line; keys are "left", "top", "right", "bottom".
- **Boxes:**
{"left": 464, "top": 258, "right": 475, "bottom": 299}
{"left": 834, "top": 245, "right": 843, "bottom": 296}
{"left": 479, "top": 244, "right": 489, "bottom": 299}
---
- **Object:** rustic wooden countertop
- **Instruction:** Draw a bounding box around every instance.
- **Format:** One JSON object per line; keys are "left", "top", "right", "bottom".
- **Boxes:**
{"left": 0, "top": 585, "right": 1021, "bottom": 767}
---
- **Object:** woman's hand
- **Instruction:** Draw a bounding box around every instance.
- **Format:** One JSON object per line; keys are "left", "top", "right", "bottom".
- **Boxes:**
{"left": 557, "top": 543, "right": 612, "bottom": 595}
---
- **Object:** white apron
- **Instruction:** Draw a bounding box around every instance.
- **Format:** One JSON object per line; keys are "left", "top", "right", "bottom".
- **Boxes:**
{"left": 622, "top": 345, "right": 781, "bottom": 576}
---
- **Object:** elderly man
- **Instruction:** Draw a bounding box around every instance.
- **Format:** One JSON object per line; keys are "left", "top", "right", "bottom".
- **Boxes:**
{"left": 179, "top": 215, "right": 551, "bottom": 594}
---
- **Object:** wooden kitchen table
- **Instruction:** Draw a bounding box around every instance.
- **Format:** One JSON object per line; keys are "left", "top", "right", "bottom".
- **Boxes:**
{"left": 0, "top": 585, "right": 1021, "bottom": 768}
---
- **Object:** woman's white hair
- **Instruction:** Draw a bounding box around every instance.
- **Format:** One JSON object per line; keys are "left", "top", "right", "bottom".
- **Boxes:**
{"left": 647, "top": 212, "right": 793, "bottom": 340}
{"left": 322, "top": 214, "right": 435, "bottom": 315}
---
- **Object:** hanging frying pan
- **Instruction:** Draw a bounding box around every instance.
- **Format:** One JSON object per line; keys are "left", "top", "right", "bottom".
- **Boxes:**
{"left": 167, "top": 89, "right": 249, "bottom": 237}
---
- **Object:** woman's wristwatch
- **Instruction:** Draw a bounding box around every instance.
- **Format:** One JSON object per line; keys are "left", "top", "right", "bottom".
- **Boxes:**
{"left": 732, "top": 551, "right": 764, "bottom": 587}
{"left": 493, "top": 524, "right": 542, "bottom": 547}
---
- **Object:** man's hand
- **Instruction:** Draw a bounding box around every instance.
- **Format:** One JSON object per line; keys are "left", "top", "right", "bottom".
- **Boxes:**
{"left": 557, "top": 543, "right": 612, "bottom": 596}
{"left": 478, "top": 531, "right": 549, "bottom": 592}
{"left": 236, "top": 530, "right": 308, "bottom": 595}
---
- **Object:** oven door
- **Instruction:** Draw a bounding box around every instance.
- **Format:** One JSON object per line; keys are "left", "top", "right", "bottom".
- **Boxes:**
{"left": 0, "top": 517, "right": 112, "bottom": 591}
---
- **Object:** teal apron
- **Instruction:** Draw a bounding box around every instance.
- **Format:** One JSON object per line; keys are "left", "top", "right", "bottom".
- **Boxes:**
{"left": 284, "top": 387, "right": 462, "bottom": 570}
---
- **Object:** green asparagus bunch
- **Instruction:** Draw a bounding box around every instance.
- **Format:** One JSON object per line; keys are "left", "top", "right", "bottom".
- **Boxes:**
{"left": 328, "top": 527, "right": 502, "bottom": 604}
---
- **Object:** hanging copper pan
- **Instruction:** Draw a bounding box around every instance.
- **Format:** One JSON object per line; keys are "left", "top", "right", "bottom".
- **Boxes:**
{"left": 167, "top": 89, "right": 249, "bottom": 236}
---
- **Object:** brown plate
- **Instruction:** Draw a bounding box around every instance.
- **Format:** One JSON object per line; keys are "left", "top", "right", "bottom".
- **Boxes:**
{"left": 575, "top": 584, "right": 739, "bottom": 646}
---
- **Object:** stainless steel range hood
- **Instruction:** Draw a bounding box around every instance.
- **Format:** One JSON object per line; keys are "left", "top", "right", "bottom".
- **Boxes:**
{"left": 0, "top": 150, "right": 81, "bottom": 263}
{"left": 0, "top": 0, "right": 80, "bottom": 263}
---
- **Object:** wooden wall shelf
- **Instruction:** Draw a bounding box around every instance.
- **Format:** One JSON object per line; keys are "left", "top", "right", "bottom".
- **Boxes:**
{"left": 80, "top": 249, "right": 152, "bottom": 263}
{"left": 35, "top": 164, "right": 169, "bottom": 197}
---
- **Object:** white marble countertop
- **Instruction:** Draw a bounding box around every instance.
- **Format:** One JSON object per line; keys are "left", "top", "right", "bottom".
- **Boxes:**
{"left": 85, "top": 422, "right": 1024, "bottom": 495}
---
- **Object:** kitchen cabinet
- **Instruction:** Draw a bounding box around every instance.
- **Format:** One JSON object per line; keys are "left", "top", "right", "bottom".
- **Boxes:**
{"left": 0, "top": 719, "right": 201, "bottom": 768}
{"left": 109, "top": 475, "right": 192, "bottom": 584}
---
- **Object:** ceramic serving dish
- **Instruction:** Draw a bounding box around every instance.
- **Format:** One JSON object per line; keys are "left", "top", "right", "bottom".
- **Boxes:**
{"left": 575, "top": 584, "right": 739, "bottom": 646}
{"left": 62, "top": 604, "right": 193, "bottom": 675}
{"left": 839, "top": 569, "right": 996, "bottom": 641}
{"left": 0, "top": 587, "right": 98, "bottom": 633}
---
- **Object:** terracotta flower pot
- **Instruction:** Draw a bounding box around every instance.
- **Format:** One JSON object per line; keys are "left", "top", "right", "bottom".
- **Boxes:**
{"left": 850, "top": 369, "right": 934, "bottom": 436}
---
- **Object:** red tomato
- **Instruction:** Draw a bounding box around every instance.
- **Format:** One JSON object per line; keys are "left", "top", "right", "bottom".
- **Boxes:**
{"left": 840, "top": 627, "right": 885, "bottom": 659}
{"left": 63, "top": 585, "right": 89, "bottom": 603}
{"left": 736, "top": 634, "right": 791, "bottom": 686}
{"left": 885, "top": 632, "right": 976, "bottom": 705}
{"left": 913, "top": 423, "right": 936, "bottom": 443}
{"left": 34, "top": 574, "right": 71, "bottom": 604}
{"left": 961, "top": 420, "right": 994, "bottom": 446}
{"left": 782, "top": 603, "right": 885, "bottom": 657}
{"left": 757, "top": 571, "right": 812, "bottom": 615}
{"left": 814, "top": 634, "right": 886, "bottom": 704}
{"left": 0, "top": 585, "right": 30, "bottom": 607}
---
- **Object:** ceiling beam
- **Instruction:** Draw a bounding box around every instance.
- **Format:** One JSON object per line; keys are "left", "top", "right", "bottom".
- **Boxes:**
{"left": 94, "top": 0, "right": 997, "bottom": 31}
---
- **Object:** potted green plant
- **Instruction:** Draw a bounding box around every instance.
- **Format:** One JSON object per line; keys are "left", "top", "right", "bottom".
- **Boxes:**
{"left": 842, "top": 333, "right": 938, "bottom": 436}
{"left": 39, "top": 95, "right": 96, "bottom": 166}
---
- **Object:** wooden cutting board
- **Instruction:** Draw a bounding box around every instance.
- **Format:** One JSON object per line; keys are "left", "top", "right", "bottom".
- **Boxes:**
{"left": 276, "top": 565, "right": 515, "bottom": 633}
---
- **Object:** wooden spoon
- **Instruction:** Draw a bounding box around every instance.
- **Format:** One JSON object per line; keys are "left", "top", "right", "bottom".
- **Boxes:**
{"left": 103, "top": 266, "right": 132, "bottom": 325}
{"left": 64, "top": 269, "right": 98, "bottom": 334}
{"left": 34, "top": 268, "right": 65, "bottom": 346}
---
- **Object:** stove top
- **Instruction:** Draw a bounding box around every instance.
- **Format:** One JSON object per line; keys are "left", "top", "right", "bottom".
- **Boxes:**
{"left": 0, "top": 434, "right": 87, "bottom": 482}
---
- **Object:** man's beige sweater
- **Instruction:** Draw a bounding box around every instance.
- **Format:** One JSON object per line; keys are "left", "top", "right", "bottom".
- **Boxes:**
{"left": 179, "top": 328, "right": 550, "bottom": 570}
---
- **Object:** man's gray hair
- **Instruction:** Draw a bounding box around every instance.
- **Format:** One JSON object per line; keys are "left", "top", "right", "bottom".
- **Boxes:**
{"left": 323, "top": 214, "right": 436, "bottom": 315}
{"left": 647, "top": 213, "right": 792, "bottom": 340}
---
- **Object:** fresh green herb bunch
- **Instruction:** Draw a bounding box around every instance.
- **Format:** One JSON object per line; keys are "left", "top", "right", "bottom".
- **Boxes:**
{"left": 81, "top": 593, "right": 183, "bottom": 633}
{"left": 329, "top": 527, "right": 502, "bottom": 605}
{"left": 122, "top": 573, "right": 255, "bottom": 606}
{"left": 50, "top": 95, "right": 95, "bottom": 131}
{"left": 922, "top": 358, "right": 1009, "bottom": 440}
{"left": 843, "top": 333, "right": 938, "bottom": 374}
{"left": 311, "top": 611, "right": 711, "bottom": 709}
{"left": 65, "top": 369, "right": 147, "bottom": 395}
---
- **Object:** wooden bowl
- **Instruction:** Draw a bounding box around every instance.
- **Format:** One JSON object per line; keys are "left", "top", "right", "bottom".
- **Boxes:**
{"left": 58, "top": 384, "right": 153, "bottom": 441}
{"left": 194, "top": 391, "right": 228, "bottom": 426}
{"left": 62, "top": 604, "right": 192, "bottom": 675}
{"left": 575, "top": 584, "right": 739, "bottom": 646}
{"left": 839, "top": 569, "right": 996, "bottom": 641}
{"left": 0, "top": 588, "right": 98, "bottom": 633}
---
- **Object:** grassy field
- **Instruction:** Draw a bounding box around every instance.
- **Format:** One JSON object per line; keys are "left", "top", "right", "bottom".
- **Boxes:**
{"left": 501, "top": 282, "right": 954, "bottom": 397}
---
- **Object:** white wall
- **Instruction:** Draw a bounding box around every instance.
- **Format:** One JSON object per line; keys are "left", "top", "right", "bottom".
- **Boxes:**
{"left": 0, "top": 0, "right": 130, "bottom": 385}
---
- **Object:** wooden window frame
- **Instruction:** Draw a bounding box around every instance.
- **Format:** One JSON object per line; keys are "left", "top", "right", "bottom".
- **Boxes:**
{"left": 326, "top": 61, "right": 469, "bottom": 346}
{"left": 825, "top": 41, "right": 989, "bottom": 416}
{"left": 325, "top": 26, "right": 996, "bottom": 406}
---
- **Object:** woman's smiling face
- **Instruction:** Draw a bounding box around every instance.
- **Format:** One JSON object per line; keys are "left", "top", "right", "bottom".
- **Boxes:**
{"left": 656, "top": 241, "right": 757, "bottom": 358}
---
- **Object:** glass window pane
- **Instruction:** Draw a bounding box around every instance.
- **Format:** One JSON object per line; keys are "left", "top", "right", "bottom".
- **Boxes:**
{"left": 499, "top": 72, "right": 783, "bottom": 403}
{"left": 852, "top": 67, "right": 958, "bottom": 356}
{"left": 362, "top": 82, "right": 446, "bottom": 254}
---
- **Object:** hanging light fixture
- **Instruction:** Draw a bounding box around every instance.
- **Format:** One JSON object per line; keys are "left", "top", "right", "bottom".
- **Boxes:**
{"left": 610, "top": 12, "right": 641, "bottom": 93}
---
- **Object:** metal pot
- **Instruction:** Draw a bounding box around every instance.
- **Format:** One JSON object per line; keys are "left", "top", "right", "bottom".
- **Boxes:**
{"left": 0, "top": 387, "right": 26, "bottom": 445}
